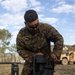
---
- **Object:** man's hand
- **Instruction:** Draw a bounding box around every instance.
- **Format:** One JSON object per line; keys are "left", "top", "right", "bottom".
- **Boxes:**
{"left": 51, "top": 53, "right": 58, "bottom": 62}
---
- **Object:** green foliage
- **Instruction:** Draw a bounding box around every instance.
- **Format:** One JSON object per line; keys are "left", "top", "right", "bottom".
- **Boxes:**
{"left": 0, "top": 29, "right": 12, "bottom": 53}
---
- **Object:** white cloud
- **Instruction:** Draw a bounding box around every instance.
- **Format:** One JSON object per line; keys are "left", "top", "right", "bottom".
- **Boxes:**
{"left": 0, "top": 13, "right": 24, "bottom": 29}
{"left": 0, "top": 0, "right": 45, "bottom": 45}
{"left": 1, "top": 0, "right": 28, "bottom": 12}
{"left": 31, "top": 6, "right": 45, "bottom": 12}
{"left": 52, "top": 4, "right": 75, "bottom": 14}
{"left": 62, "top": 28, "right": 75, "bottom": 44}
{"left": 11, "top": 31, "right": 18, "bottom": 44}
{"left": 57, "top": 1, "right": 66, "bottom": 5}
{"left": 13, "top": 25, "right": 24, "bottom": 30}
{"left": 69, "top": 35, "right": 75, "bottom": 38}
{"left": 0, "top": 0, "right": 75, "bottom": 45}
{"left": 29, "top": 0, "right": 41, "bottom": 6}
{"left": 55, "top": 0, "right": 66, "bottom": 5}
{"left": 0, "top": 12, "right": 24, "bottom": 44}
{"left": 0, "top": 25, "right": 8, "bottom": 29}
{"left": 42, "top": 18, "right": 58, "bottom": 24}
{"left": 1, "top": 0, "right": 44, "bottom": 12}
{"left": 28, "top": 0, "right": 44, "bottom": 12}
{"left": 39, "top": 14, "right": 58, "bottom": 24}
{"left": 62, "top": 28, "right": 75, "bottom": 32}
{"left": 0, "top": 0, "right": 2, "bottom": 2}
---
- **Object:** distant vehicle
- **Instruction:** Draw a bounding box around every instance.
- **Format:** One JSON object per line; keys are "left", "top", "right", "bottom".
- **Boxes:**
{"left": 60, "top": 50, "right": 75, "bottom": 65}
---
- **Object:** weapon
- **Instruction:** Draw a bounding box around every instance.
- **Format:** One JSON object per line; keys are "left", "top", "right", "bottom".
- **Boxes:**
{"left": 33, "top": 55, "right": 54, "bottom": 75}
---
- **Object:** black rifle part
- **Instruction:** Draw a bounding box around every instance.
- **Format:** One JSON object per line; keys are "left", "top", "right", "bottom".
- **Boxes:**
{"left": 33, "top": 55, "right": 54, "bottom": 75}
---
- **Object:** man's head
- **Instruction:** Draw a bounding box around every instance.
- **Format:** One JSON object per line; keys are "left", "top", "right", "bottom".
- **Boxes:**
{"left": 24, "top": 9, "right": 39, "bottom": 33}
{"left": 24, "top": 9, "right": 38, "bottom": 22}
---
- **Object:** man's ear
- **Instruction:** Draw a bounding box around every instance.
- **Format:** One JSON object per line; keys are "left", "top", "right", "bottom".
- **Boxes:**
{"left": 24, "top": 22, "right": 27, "bottom": 26}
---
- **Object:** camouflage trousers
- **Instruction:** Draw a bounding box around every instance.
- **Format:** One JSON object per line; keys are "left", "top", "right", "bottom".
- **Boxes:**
{"left": 21, "top": 62, "right": 33, "bottom": 75}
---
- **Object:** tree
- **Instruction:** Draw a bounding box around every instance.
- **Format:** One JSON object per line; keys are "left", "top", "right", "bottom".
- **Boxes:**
{"left": 0, "top": 29, "right": 12, "bottom": 53}
{"left": 8, "top": 44, "right": 18, "bottom": 62}
{"left": 8, "top": 44, "right": 17, "bottom": 54}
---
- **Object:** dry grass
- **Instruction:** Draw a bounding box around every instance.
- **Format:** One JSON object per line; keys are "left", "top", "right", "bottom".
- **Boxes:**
{"left": 54, "top": 64, "right": 75, "bottom": 75}
{"left": 0, "top": 64, "right": 75, "bottom": 75}
{"left": 0, "top": 64, "right": 23, "bottom": 75}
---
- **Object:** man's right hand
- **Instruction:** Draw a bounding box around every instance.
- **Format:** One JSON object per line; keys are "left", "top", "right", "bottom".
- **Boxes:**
{"left": 51, "top": 53, "right": 59, "bottom": 62}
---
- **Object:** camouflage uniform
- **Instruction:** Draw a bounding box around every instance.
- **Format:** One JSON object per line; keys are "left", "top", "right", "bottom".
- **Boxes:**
{"left": 16, "top": 23, "right": 63, "bottom": 75}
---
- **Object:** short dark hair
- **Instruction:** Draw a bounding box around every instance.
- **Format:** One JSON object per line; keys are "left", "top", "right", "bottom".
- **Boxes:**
{"left": 24, "top": 9, "right": 38, "bottom": 22}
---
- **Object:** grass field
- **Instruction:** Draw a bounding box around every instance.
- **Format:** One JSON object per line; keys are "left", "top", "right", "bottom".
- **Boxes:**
{"left": 0, "top": 64, "right": 75, "bottom": 75}
{"left": 0, "top": 64, "right": 23, "bottom": 75}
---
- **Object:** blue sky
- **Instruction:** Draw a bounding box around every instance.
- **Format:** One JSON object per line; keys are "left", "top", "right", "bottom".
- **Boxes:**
{"left": 0, "top": 0, "right": 75, "bottom": 45}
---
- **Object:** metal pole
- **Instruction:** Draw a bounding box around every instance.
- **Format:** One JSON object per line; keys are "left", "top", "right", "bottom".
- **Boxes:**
{"left": 11, "top": 63, "right": 19, "bottom": 75}
{"left": 0, "top": 62, "right": 21, "bottom": 75}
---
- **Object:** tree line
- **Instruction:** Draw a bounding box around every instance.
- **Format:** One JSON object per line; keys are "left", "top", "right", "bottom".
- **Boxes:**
{"left": 0, "top": 29, "right": 17, "bottom": 55}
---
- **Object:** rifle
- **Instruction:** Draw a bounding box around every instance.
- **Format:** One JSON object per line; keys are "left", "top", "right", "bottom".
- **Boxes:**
{"left": 33, "top": 55, "right": 54, "bottom": 75}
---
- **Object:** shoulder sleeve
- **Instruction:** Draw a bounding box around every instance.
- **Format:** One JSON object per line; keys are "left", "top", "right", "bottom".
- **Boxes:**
{"left": 45, "top": 24, "right": 64, "bottom": 59}
{"left": 16, "top": 28, "right": 35, "bottom": 62}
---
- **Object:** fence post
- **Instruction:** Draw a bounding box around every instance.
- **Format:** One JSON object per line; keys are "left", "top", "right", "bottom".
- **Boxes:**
{"left": 0, "top": 62, "right": 21, "bottom": 75}
{"left": 11, "top": 63, "right": 19, "bottom": 75}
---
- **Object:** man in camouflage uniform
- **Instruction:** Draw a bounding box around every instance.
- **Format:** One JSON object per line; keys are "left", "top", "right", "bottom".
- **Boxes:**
{"left": 16, "top": 9, "right": 63, "bottom": 75}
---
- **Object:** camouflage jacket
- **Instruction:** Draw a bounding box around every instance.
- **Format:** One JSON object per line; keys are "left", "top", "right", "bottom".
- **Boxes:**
{"left": 16, "top": 23, "right": 63, "bottom": 62}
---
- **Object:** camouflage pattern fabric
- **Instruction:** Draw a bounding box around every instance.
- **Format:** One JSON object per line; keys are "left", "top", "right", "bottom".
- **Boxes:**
{"left": 16, "top": 23, "right": 63, "bottom": 75}
{"left": 21, "top": 63, "right": 33, "bottom": 75}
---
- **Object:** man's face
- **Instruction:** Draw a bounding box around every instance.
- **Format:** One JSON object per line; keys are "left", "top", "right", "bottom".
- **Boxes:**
{"left": 25, "top": 19, "right": 39, "bottom": 33}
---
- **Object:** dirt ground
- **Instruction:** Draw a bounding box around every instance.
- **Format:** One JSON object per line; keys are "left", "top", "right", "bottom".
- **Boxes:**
{"left": 0, "top": 64, "right": 75, "bottom": 75}
{"left": 54, "top": 65, "right": 75, "bottom": 75}
{"left": 0, "top": 64, "right": 23, "bottom": 75}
